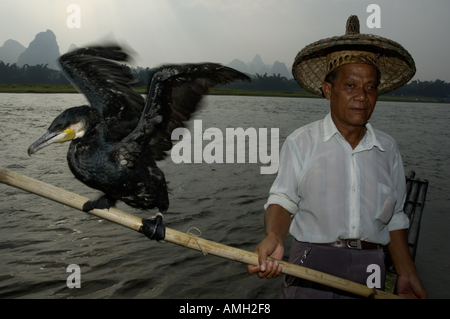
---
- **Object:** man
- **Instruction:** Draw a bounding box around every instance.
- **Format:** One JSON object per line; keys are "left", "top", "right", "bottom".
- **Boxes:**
{"left": 247, "top": 16, "right": 427, "bottom": 299}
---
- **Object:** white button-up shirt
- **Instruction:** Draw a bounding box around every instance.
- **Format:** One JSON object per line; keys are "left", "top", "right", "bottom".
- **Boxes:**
{"left": 265, "top": 113, "right": 410, "bottom": 246}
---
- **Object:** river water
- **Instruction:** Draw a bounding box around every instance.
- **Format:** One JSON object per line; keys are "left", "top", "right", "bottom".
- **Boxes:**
{"left": 0, "top": 93, "right": 449, "bottom": 299}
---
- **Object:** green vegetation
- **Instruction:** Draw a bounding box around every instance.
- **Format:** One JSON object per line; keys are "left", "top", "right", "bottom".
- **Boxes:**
{"left": 0, "top": 84, "right": 77, "bottom": 93}
{"left": 0, "top": 62, "right": 68, "bottom": 85}
{"left": 0, "top": 62, "right": 448, "bottom": 102}
{"left": 0, "top": 84, "right": 446, "bottom": 103}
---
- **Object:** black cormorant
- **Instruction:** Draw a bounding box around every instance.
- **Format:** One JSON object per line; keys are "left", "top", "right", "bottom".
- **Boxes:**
{"left": 28, "top": 46, "right": 250, "bottom": 215}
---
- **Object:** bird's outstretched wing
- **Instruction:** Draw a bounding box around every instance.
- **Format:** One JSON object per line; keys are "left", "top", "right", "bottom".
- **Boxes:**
{"left": 59, "top": 46, "right": 145, "bottom": 140}
{"left": 141, "top": 63, "right": 251, "bottom": 160}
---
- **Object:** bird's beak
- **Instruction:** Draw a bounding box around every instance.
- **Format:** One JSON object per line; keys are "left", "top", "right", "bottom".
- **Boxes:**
{"left": 28, "top": 128, "right": 76, "bottom": 156}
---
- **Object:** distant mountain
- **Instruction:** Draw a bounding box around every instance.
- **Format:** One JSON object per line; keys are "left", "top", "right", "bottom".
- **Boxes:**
{"left": 17, "top": 29, "right": 60, "bottom": 69}
{"left": 0, "top": 39, "right": 26, "bottom": 64}
{"left": 248, "top": 54, "right": 270, "bottom": 76}
{"left": 271, "top": 61, "right": 291, "bottom": 79}
{"left": 227, "top": 59, "right": 248, "bottom": 75}
{"left": 4, "top": 29, "right": 294, "bottom": 79}
{"left": 67, "top": 43, "right": 78, "bottom": 53}
{"left": 227, "top": 54, "right": 292, "bottom": 79}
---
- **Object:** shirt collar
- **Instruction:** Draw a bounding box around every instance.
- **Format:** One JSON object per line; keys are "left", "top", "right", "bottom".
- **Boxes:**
{"left": 363, "top": 122, "right": 385, "bottom": 152}
{"left": 323, "top": 113, "right": 385, "bottom": 152}
{"left": 323, "top": 113, "right": 340, "bottom": 142}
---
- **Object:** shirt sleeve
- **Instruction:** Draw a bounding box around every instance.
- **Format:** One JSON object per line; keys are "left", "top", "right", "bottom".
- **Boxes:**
{"left": 387, "top": 148, "right": 410, "bottom": 232}
{"left": 264, "top": 137, "right": 301, "bottom": 215}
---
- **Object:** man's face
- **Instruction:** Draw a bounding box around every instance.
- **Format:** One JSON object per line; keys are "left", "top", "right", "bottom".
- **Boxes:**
{"left": 322, "top": 63, "right": 379, "bottom": 133}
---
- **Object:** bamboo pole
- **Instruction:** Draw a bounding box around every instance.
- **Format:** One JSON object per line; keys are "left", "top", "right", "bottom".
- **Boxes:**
{"left": 0, "top": 167, "right": 403, "bottom": 299}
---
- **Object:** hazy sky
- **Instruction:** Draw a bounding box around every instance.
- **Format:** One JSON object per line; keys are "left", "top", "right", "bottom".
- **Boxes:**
{"left": 1, "top": 0, "right": 449, "bottom": 81}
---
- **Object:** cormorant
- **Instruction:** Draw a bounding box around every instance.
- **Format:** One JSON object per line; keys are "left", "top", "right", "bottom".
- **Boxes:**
{"left": 28, "top": 46, "right": 250, "bottom": 215}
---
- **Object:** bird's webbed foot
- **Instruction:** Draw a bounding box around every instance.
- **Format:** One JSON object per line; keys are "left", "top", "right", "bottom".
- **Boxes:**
{"left": 82, "top": 195, "right": 117, "bottom": 212}
{"left": 142, "top": 213, "right": 166, "bottom": 241}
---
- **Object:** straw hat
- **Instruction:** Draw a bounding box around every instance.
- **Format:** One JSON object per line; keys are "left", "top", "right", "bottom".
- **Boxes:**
{"left": 292, "top": 15, "right": 416, "bottom": 96}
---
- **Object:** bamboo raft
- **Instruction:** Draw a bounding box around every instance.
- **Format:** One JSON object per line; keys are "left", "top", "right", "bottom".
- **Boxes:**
{"left": 384, "top": 171, "right": 429, "bottom": 293}
{"left": 0, "top": 167, "right": 429, "bottom": 299}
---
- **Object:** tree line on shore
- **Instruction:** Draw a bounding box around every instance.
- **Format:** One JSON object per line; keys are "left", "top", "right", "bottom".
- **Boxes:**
{"left": 1, "top": 61, "right": 449, "bottom": 99}
{"left": 0, "top": 61, "right": 68, "bottom": 85}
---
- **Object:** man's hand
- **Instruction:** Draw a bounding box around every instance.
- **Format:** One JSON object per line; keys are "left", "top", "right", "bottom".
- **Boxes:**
{"left": 388, "top": 229, "right": 427, "bottom": 299}
{"left": 247, "top": 204, "right": 291, "bottom": 279}
{"left": 396, "top": 274, "right": 428, "bottom": 299}
{"left": 247, "top": 234, "right": 284, "bottom": 279}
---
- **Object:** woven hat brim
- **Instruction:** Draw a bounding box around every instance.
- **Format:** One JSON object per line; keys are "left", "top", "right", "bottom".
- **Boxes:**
{"left": 293, "top": 34, "right": 416, "bottom": 96}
